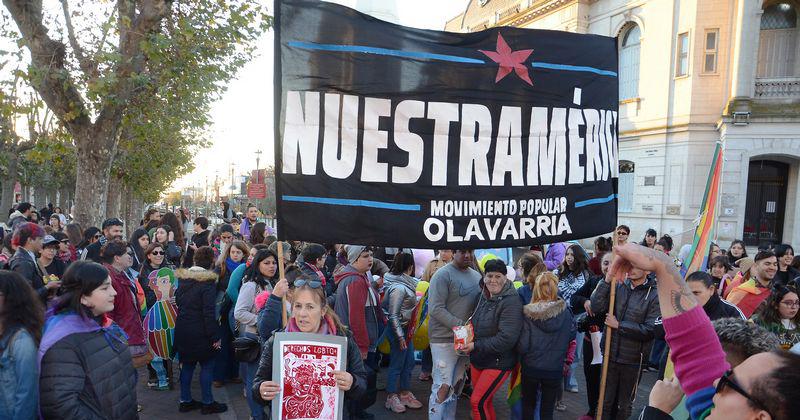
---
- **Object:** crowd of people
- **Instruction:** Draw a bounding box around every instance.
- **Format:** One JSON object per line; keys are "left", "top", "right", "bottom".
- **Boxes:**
{"left": 1, "top": 201, "right": 800, "bottom": 420}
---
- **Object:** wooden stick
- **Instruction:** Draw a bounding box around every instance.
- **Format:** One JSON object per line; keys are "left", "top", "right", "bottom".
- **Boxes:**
{"left": 596, "top": 229, "right": 622, "bottom": 420}
{"left": 276, "top": 241, "right": 287, "bottom": 327}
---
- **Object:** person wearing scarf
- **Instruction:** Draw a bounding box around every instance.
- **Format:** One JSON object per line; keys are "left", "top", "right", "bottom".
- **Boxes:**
{"left": 38, "top": 261, "right": 138, "bottom": 419}
{"left": 252, "top": 277, "right": 368, "bottom": 420}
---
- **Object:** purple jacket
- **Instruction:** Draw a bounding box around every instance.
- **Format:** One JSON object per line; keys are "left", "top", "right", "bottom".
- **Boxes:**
{"left": 544, "top": 243, "right": 567, "bottom": 271}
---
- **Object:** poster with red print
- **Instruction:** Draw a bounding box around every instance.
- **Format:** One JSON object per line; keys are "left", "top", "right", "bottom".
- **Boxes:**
{"left": 272, "top": 333, "right": 348, "bottom": 420}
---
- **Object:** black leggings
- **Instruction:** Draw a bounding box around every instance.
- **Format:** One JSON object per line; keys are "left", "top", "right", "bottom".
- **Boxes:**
{"left": 521, "top": 375, "right": 560, "bottom": 420}
{"left": 582, "top": 336, "right": 602, "bottom": 416}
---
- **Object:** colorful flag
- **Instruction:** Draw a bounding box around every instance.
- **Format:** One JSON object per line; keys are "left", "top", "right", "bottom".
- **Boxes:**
{"left": 681, "top": 141, "right": 724, "bottom": 277}
{"left": 508, "top": 364, "right": 523, "bottom": 420}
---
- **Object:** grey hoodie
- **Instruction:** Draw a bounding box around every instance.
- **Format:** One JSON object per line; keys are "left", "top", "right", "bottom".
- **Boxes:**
{"left": 427, "top": 262, "right": 481, "bottom": 344}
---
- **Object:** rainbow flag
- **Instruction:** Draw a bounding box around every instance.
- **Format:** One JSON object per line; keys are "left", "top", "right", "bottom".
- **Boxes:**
{"left": 681, "top": 141, "right": 724, "bottom": 277}
{"left": 507, "top": 364, "right": 523, "bottom": 420}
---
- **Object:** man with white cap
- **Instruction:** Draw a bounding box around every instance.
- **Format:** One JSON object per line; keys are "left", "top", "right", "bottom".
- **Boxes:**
{"left": 334, "top": 245, "right": 386, "bottom": 420}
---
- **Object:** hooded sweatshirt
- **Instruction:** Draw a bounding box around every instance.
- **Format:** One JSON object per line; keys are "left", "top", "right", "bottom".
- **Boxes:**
{"left": 334, "top": 264, "right": 386, "bottom": 356}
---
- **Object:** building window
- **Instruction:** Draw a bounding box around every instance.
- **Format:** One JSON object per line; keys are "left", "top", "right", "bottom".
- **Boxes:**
{"left": 618, "top": 160, "right": 635, "bottom": 213}
{"left": 703, "top": 29, "right": 719, "bottom": 73}
{"left": 619, "top": 24, "right": 641, "bottom": 100}
{"left": 757, "top": 3, "right": 799, "bottom": 77}
{"left": 676, "top": 32, "right": 689, "bottom": 77}
{"left": 761, "top": 3, "right": 797, "bottom": 29}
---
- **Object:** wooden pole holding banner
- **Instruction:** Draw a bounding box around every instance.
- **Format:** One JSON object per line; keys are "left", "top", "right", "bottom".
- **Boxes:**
{"left": 596, "top": 230, "right": 623, "bottom": 420}
{"left": 276, "top": 241, "right": 287, "bottom": 327}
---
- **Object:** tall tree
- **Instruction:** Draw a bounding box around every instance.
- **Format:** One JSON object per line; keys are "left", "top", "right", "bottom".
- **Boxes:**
{"left": 2, "top": 0, "right": 270, "bottom": 227}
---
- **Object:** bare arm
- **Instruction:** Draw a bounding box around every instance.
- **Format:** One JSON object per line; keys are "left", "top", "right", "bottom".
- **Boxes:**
{"left": 609, "top": 243, "right": 697, "bottom": 320}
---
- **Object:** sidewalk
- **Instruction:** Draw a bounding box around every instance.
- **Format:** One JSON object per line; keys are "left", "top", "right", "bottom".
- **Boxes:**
{"left": 137, "top": 361, "right": 657, "bottom": 419}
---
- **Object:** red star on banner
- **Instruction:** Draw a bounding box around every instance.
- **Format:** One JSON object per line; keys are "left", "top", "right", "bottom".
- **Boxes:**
{"left": 479, "top": 33, "right": 534, "bottom": 86}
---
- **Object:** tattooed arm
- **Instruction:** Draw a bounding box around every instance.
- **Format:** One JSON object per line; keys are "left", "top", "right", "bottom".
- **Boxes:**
{"left": 609, "top": 243, "right": 697, "bottom": 320}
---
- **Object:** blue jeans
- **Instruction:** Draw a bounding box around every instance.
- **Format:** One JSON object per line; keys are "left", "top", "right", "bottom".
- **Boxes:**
{"left": 213, "top": 321, "right": 238, "bottom": 381}
{"left": 565, "top": 331, "right": 584, "bottom": 389}
{"left": 151, "top": 357, "right": 168, "bottom": 387}
{"left": 387, "top": 335, "right": 414, "bottom": 394}
{"left": 180, "top": 358, "right": 215, "bottom": 404}
{"left": 242, "top": 332, "right": 265, "bottom": 419}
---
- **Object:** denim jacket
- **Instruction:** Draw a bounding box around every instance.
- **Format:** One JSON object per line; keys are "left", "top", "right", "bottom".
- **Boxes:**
{"left": 0, "top": 327, "right": 38, "bottom": 420}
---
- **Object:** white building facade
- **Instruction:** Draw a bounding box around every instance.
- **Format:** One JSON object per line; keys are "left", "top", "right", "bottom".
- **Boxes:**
{"left": 446, "top": 0, "right": 800, "bottom": 249}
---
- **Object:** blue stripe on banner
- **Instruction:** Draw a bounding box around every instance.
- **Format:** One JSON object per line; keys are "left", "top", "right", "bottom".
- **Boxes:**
{"left": 574, "top": 193, "right": 618, "bottom": 208}
{"left": 531, "top": 62, "right": 618, "bottom": 77}
{"left": 282, "top": 195, "right": 421, "bottom": 211}
{"left": 287, "top": 41, "right": 486, "bottom": 64}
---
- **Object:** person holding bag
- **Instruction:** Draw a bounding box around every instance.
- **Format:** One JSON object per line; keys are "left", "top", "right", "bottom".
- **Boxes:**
{"left": 460, "top": 259, "right": 523, "bottom": 420}
{"left": 234, "top": 249, "right": 278, "bottom": 420}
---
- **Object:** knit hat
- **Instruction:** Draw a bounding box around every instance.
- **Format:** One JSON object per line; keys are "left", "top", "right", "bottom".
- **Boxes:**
{"left": 483, "top": 259, "right": 506, "bottom": 275}
{"left": 345, "top": 245, "right": 368, "bottom": 264}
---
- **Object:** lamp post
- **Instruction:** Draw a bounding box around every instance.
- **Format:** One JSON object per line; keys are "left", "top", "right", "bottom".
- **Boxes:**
{"left": 255, "top": 149, "right": 262, "bottom": 214}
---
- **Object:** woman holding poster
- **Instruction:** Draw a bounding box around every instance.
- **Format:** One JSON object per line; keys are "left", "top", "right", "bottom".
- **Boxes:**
{"left": 252, "top": 275, "right": 367, "bottom": 420}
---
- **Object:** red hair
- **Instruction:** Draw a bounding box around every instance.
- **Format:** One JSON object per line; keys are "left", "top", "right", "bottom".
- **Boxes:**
{"left": 11, "top": 222, "right": 45, "bottom": 247}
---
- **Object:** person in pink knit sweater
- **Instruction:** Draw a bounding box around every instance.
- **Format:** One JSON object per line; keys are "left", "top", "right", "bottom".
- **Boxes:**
{"left": 608, "top": 243, "right": 800, "bottom": 420}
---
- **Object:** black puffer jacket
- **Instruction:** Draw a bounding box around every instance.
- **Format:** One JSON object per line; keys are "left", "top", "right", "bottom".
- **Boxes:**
{"left": 174, "top": 267, "right": 220, "bottom": 363}
{"left": 590, "top": 277, "right": 660, "bottom": 365}
{"left": 518, "top": 299, "right": 575, "bottom": 379}
{"left": 39, "top": 325, "right": 138, "bottom": 419}
{"left": 469, "top": 281, "right": 523, "bottom": 371}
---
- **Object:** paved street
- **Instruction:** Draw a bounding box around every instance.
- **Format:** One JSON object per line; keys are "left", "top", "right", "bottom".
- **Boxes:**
{"left": 137, "top": 359, "right": 656, "bottom": 419}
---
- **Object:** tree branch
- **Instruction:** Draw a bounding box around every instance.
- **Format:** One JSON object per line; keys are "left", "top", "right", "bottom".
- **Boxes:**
{"left": 60, "top": 0, "right": 98, "bottom": 79}
{"left": 2, "top": 0, "right": 91, "bottom": 138}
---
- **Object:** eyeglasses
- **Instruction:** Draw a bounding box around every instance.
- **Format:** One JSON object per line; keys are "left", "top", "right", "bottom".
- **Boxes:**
{"left": 780, "top": 300, "right": 800, "bottom": 308}
{"left": 715, "top": 370, "right": 771, "bottom": 415}
{"left": 294, "top": 279, "right": 323, "bottom": 289}
{"left": 616, "top": 231, "right": 629, "bottom": 236}
{"left": 151, "top": 251, "right": 165, "bottom": 256}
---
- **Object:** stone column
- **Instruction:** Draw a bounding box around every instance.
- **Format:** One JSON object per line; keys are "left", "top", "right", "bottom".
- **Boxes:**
{"left": 728, "top": 0, "right": 763, "bottom": 112}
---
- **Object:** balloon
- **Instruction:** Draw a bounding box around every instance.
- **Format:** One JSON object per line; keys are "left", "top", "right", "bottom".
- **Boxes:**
{"left": 478, "top": 253, "right": 499, "bottom": 271}
{"left": 506, "top": 265, "right": 516, "bottom": 281}
{"left": 412, "top": 249, "right": 436, "bottom": 278}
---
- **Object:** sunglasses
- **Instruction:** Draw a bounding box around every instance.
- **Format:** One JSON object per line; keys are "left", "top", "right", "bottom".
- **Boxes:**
{"left": 294, "top": 279, "right": 323, "bottom": 289}
{"left": 93, "top": 234, "right": 102, "bottom": 239}
{"left": 715, "top": 370, "right": 771, "bottom": 415}
{"left": 150, "top": 251, "right": 165, "bottom": 256}
{"left": 616, "top": 231, "right": 629, "bottom": 236}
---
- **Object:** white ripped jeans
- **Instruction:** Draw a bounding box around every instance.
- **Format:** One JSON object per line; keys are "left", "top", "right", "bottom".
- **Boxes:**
{"left": 428, "top": 342, "right": 469, "bottom": 420}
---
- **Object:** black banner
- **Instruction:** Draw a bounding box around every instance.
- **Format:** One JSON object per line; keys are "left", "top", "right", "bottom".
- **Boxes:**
{"left": 274, "top": 0, "right": 619, "bottom": 248}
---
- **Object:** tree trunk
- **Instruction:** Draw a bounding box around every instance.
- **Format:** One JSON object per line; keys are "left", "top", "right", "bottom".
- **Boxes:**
{"left": 105, "top": 174, "right": 123, "bottom": 221}
{"left": 0, "top": 154, "right": 18, "bottom": 220}
{"left": 121, "top": 187, "right": 144, "bottom": 237}
{"left": 34, "top": 186, "right": 47, "bottom": 210}
{"left": 73, "top": 135, "right": 114, "bottom": 229}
